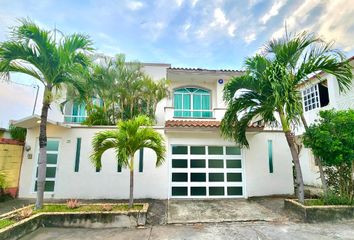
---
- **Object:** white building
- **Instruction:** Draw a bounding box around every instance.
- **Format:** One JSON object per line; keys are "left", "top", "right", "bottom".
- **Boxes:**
{"left": 14, "top": 63, "right": 294, "bottom": 200}
{"left": 297, "top": 57, "right": 354, "bottom": 186}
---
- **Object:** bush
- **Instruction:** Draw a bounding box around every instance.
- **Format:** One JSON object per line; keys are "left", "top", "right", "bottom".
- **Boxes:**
{"left": 8, "top": 125, "right": 26, "bottom": 141}
{"left": 322, "top": 192, "right": 354, "bottom": 205}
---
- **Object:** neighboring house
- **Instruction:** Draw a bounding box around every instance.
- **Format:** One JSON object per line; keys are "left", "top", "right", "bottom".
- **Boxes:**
{"left": 13, "top": 63, "right": 294, "bottom": 200}
{"left": 297, "top": 57, "right": 354, "bottom": 186}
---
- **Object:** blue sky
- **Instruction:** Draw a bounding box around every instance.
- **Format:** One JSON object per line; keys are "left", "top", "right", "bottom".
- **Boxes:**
{"left": 0, "top": 0, "right": 354, "bottom": 127}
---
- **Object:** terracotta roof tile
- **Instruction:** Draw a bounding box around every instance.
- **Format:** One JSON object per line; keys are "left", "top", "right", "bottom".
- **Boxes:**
{"left": 168, "top": 67, "right": 243, "bottom": 73}
{"left": 165, "top": 120, "right": 265, "bottom": 129}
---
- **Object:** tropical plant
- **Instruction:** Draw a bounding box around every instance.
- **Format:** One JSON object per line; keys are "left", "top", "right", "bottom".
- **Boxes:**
{"left": 0, "top": 19, "right": 93, "bottom": 209}
{"left": 91, "top": 115, "right": 165, "bottom": 207}
{"left": 66, "top": 54, "right": 170, "bottom": 125}
{"left": 221, "top": 31, "right": 352, "bottom": 203}
{"left": 8, "top": 125, "right": 26, "bottom": 141}
{"left": 303, "top": 110, "right": 354, "bottom": 199}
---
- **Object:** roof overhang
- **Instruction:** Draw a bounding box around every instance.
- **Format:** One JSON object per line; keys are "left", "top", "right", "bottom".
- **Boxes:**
{"left": 11, "top": 115, "right": 71, "bottom": 129}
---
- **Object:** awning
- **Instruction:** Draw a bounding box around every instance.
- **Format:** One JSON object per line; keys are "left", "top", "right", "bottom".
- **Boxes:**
{"left": 11, "top": 115, "right": 70, "bottom": 129}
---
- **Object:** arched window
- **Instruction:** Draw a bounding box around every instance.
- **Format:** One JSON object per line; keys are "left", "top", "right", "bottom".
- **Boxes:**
{"left": 174, "top": 87, "right": 212, "bottom": 118}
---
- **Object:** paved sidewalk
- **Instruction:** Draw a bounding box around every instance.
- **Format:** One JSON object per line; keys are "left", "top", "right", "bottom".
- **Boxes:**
{"left": 21, "top": 220, "right": 354, "bottom": 240}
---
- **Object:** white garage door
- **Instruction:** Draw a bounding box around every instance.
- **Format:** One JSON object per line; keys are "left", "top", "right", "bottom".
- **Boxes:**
{"left": 170, "top": 145, "right": 244, "bottom": 198}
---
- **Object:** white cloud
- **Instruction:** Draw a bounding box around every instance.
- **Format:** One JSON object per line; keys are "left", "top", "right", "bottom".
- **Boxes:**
{"left": 244, "top": 32, "right": 256, "bottom": 43}
{"left": 260, "top": 0, "right": 287, "bottom": 24}
{"left": 175, "top": 0, "right": 184, "bottom": 7}
{"left": 270, "top": 0, "right": 354, "bottom": 51}
{"left": 227, "top": 23, "right": 236, "bottom": 37}
{"left": 210, "top": 8, "right": 229, "bottom": 27}
{"left": 127, "top": 1, "right": 144, "bottom": 11}
{"left": 248, "top": 0, "right": 263, "bottom": 8}
{"left": 191, "top": 0, "right": 198, "bottom": 7}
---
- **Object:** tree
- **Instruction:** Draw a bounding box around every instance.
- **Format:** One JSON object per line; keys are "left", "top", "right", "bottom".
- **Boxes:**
{"left": 303, "top": 110, "right": 354, "bottom": 199}
{"left": 221, "top": 31, "right": 352, "bottom": 203}
{"left": 90, "top": 115, "right": 165, "bottom": 207}
{"left": 0, "top": 19, "right": 93, "bottom": 208}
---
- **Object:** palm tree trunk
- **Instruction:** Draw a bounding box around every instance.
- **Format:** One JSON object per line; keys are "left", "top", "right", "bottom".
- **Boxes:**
{"left": 301, "top": 113, "right": 327, "bottom": 191}
{"left": 129, "top": 155, "right": 134, "bottom": 208}
{"left": 35, "top": 87, "right": 51, "bottom": 209}
{"left": 279, "top": 111, "right": 305, "bottom": 203}
{"left": 284, "top": 131, "right": 305, "bottom": 203}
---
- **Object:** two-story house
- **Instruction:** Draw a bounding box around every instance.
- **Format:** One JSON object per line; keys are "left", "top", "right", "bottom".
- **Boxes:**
{"left": 297, "top": 56, "right": 354, "bottom": 186}
{"left": 13, "top": 63, "right": 294, "bottom": 200}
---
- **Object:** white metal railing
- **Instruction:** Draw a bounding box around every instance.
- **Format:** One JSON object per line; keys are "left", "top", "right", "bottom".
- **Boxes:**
{"left": 164, "top": 107, "right": 227, "bottom": 121}
{"left": 64, "top": 115, "right": 87, "bottom": 124}
{"left": 173, "top": 109, "right": 213, "bottom": 118}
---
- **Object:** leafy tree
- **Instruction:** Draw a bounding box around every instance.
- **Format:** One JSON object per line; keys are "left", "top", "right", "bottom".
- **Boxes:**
{"left": 9, "top": 125, "right": 27, "bottom": 141}
{"left": 90, "top": 115, "right": 165, "bottom": 207}
{"left": 0, "top": 19, "right": 93, "bottom": 208}
{"left": 221, "top": 32, "right": 352, "bottom": 203}
{"left": 303, "top": 110, "right": 354, "bottom": 199}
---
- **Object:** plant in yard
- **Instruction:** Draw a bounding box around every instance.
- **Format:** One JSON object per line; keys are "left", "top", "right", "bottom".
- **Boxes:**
{"left": 16, "top": 207, "right": 33, "bottom": 220}
{"left": 303, "top": 110, "right": 354, "bottom": 200}
{"left": 66, "top": 199, "right": 81, "bottom": 209}
{"left": 221, "top": 31, "right": 352, "bottom": 203}
{"left": 91, "top": 115, "right": 165, "bottom": 207}
{"left": 0, "top": 171, "right": 7, "bottom": 196}
{"left": 101, "top": 204, "right": 113, "bottom": 211}
{"left": 0, "top": 19, "right": 93, "bottom": 209}
{"left": 8, "top": 125, "right": 27, "bottom": 141}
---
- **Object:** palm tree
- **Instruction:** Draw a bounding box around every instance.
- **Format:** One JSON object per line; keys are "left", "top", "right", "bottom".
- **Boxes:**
{"left": 91, "top": 115, "right": 165, "bottom": 207}
{"left": 221, "top": 32, "right": 352, "bottom": 203}
{"left": 0, "top": 19, "right": 93, "bottom": 209}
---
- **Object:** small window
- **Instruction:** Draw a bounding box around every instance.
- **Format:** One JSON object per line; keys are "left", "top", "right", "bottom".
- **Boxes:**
{"left": 191, "top": 173, "right": 206, "bottom": 182}
{"left": 209, "top": 187, "right": 224, "bottom": 196}
{"left": 268, "top": 140, "right": 273, "bottom": 173}
{"left": 172, "top": 173, "right": 188, "bottom": 182}
{"left": 209, "top": 173, "right": 224, "bottom": 182}
{"left": 226, "top": 159, "right": 242, "bottom": 168}
{"left": 302, "top": 81, "right": 329, "bottom": 112}
{"left": 227, "top": 173, "right": 242, "bottom": 182}
{"left": 227, "top": 187, "right": 243, "bottom": 196}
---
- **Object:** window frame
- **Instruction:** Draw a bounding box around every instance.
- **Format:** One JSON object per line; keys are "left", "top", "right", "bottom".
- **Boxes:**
{"left": 173, "top": 87, "right": 213, "bottom": 118}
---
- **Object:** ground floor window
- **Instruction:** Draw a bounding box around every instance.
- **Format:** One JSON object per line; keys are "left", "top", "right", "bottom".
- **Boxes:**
{"left": 170, "top": 145, "right": 244, "bottom": 198}
{"left": 34, "top": 139, "right": 59, "bottom": 192}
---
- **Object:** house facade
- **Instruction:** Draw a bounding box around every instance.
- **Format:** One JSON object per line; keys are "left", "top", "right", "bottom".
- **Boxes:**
{"left": 297, "top": 57, "right": 354, "bottom": 186}
{"left": 14, "top": 63, "right": 294, "bottom": 200}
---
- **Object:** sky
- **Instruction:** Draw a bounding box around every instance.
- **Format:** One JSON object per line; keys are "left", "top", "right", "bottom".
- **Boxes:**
{"left": 0, "top": 0, "right": 354, "bottom": 127}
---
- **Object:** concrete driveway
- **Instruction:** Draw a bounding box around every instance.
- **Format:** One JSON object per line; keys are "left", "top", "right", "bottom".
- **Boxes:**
{"left": 21, "top": 220, "right": 354, "bottom": 240}
{"left": 167, "top": 199, "right": 289, "bottom": 223}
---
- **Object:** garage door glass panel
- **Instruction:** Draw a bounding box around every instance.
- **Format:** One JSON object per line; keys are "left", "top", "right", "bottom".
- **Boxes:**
{"left": 172, "top": 146, "right": 188, "bottom": 154}
{"left": 208, "top": 146, "right": 223, "bottom": 155}
{"left": 209, "top": 173, "right": 224, "bottom": 182}
{"left": 226, "top": 159, "right": 242, "bottom": 168}
{"left": 172, "top": 173, "right": 188, "bottom": 182}
{"left": 226, "top": 146, "right": 241, "bottom": 155}
{"left": 191, "top": 173, "right": 206, "bottom": 182}
{"left": 172, "top": 187, "right": 188, "bottom": 196}
{"left": 191, "top": 187, "right": 206, "bottom": 196}
{"left": 227, "top": 187, "right": 243, "bottom": 196}
{"left": 227, "top": 173, "right": 242, "bottom": 182}
{"left": 172, "top": 159, "right": 188, "bottom": 168}
{"left": 191, "top": 159, "right": 206, "bottom": 168}
{"left": 208, "top": 159, "right": 223, "bottom": 168}
{"left": 190, "top": 146, "right": 205, "bottom": 155}
{"left": 209, "top": 187, "right": 225, "bottom": 196}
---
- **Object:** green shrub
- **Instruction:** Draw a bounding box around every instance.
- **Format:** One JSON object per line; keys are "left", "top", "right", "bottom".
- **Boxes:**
{"left": 0, "top": 172, "right": 6, "bottom": 194}
{"left": 322, "top": 192, "right": 354, "bottom": 205}
{"left": 9, "top": 125, "right": 26, "bottom": 141}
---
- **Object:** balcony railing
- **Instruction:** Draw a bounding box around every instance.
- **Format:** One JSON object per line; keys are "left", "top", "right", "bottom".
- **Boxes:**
{"left": 64, "top": 115, "right": 87, "bottom": 124}
{"left": 174, "top": 109, "right": 213, "bottom": 118}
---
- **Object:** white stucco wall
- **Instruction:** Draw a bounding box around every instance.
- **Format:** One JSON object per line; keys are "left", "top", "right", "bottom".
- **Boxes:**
{"left": 19, "top": 125, "right": 169, "bottom": 199}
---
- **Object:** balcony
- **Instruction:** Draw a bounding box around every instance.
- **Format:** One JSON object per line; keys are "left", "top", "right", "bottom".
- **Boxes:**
{"left": 64, "top": 115, "right": 87, "bottom": 124}
{"left": 164, "top": 107, "right": 226, "bottom": 121}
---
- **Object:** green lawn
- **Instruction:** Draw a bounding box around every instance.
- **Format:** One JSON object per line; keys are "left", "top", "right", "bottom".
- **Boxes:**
{"left": 0, "top": 219, "right": 16, "bottom": 229}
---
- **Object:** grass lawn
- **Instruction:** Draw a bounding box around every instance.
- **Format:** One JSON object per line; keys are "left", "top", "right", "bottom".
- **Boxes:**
{"left": 0, "top": 219, "right": 16, "bottom": 229}
{"left": 34, "top": 204, "right": 144, "bottom": 213}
